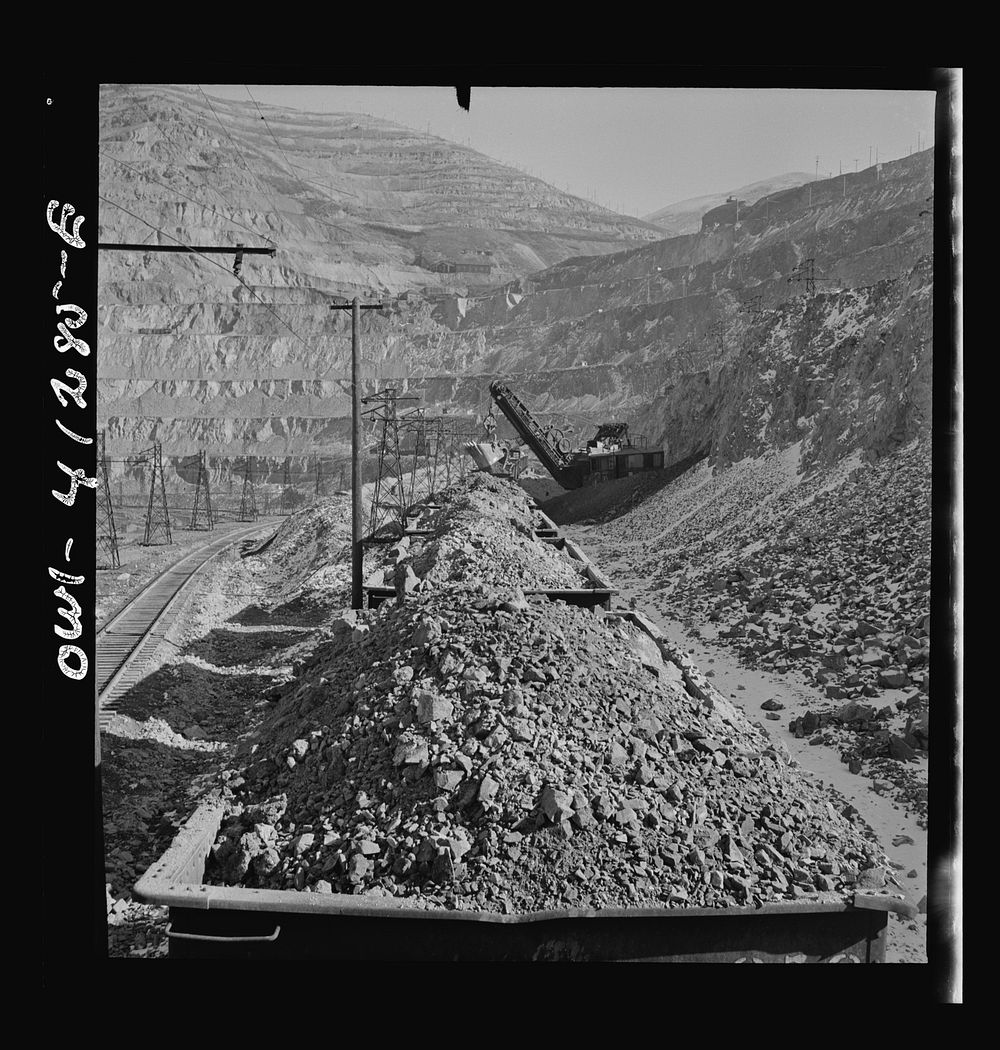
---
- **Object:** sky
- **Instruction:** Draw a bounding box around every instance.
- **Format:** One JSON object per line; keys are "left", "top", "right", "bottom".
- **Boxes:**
{"left": 204, "top": 84, "right": 938, "bottom": 219}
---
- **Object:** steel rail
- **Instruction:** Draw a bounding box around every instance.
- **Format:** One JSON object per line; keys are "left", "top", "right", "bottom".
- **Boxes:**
{"left": 97, "top": 522, "right": 275, "bottom": 728}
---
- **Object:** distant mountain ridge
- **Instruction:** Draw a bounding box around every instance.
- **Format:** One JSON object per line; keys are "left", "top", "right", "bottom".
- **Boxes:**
{"left": 644, "top": 173, "right": 814, "bottom": 236}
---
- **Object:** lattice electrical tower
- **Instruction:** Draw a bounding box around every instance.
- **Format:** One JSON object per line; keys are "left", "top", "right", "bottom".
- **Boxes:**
{"left": 363, "top": 388, "right": 413, "bottom": 538}
{"left": 96, "top": 430, "right": 120, "bottom": 569}
{"left": 787, "top": 258, "right": 817, "bottom": 296}
{"left": 189, "top": 450, "right": 215, "bottom": 530}
{"left": 238, "top": 456, "right": 258, "bottom": 521}
{"left": 401, "top": 409, "right": 436, "bottom": 512}
{"left": 141, "top": 442, "right": 172, "bottom": 546}
{"left": 432, "top": 419, "right": 451, "bottom": 491}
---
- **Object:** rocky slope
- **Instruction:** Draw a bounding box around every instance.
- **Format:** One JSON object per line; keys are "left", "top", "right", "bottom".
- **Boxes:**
{"left": 98, "top": 83, "right": 658, "bottom": 484}
{"left": 643, "top": 172, "right": 814, "bottom": 236}
{"left": 572, "top": 435, "right": 931, "bottom": 818}
{"left": 99, "top": 84, "right": 662, "bottom": 297}
{"left": 439, "top": 151, "right": 932, "bottom": 474}
{"left": 98, "top": 82, "right": 933, "bottom": 489}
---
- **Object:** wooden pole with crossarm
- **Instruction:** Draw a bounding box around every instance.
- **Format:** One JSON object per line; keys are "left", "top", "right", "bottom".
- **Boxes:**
{"left": 330, "top": 297, "right": 385, "bottom": 608}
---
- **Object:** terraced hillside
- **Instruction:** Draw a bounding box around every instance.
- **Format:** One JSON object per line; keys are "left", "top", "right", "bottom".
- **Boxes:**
{"left": 98, "top": 82, "right": 932, "bottom": 496}
{"left": 99, "top": 84, "right": 662, "bottom": 298}
{"left": 98, "top": 83, "right": 662, "bottom": 485}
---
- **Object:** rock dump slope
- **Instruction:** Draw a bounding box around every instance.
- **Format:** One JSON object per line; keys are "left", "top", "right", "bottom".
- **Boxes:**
{"left": 580, "top": 437, "right": 931, "bottom": 818}
{"left": 208, "top": 474, "right": 893, "bottom": 913}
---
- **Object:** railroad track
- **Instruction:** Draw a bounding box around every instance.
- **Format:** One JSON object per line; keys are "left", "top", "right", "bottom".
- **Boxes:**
{"left": 97, "top": 522, "right": 277, "bottom": 729}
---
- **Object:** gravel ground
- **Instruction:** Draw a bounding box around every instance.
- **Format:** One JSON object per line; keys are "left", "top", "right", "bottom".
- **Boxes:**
{"left": 96, "top": 517, "right": 281, "bottom": 630}
{"left": 565, "top": 441, "right": 933, "bottom": 961}
{"left": 579, "top": 439, "right": 931, "bottom": 815}
{"left": 100, "top": 522, "right": 317, "bottom": 957}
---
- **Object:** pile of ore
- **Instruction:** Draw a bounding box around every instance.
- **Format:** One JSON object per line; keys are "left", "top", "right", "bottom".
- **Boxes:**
{"left": 207, "top": 476, "right": 891, "bottom": 913}
{"left": 244, "top": 494, "right": 353, "bottom": 608}
{"left": 403, "top": 472, "right": 584, "bottom": 592}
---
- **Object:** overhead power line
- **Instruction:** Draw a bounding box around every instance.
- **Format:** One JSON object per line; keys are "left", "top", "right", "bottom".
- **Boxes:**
{"left": 196, "top": 85, "right": 285, "bottom": 240}
{"left": 99, "top": 150, "right": 278, "bottom": 248}
{"left": 246, "top": 85, "right": 297, "bottom": 178}
{"left": 113, "top": 87, "right": 276, "bottom": 249}
{"left": 98, "top": 194, "right": 353, "bottom": 385}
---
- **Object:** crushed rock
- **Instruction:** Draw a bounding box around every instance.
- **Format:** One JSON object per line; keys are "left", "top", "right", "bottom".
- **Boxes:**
{"left": 205, "top": 475, "right": 890, "bottom": 913}
{"left": 586, "top": 440, "right": 930, "bottom": 817}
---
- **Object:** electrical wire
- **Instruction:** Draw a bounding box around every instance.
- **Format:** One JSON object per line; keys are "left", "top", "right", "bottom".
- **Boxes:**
{"left": 99, "top": 193, "right": 352, "bottom": 386}
{"left": 245, "top": 85, "right": 297, "bottom": 179}
{"left": 99, "top": 150, "right": 277, "bottom": 249}
{"left": 242, "top": 90, "right": 390, "bottom": 247}
{"left": 111, "top": 86, "right": 276, "bottom": 249}
{"left": 197, "top": 86, "right": 286, "bottom": 241}
{"left": 287, "top": 159, "right": 360, "bottom": 200}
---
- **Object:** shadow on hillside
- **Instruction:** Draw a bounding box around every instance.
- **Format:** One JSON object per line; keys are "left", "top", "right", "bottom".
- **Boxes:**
{"left": 226, "top": 594, "right": 336, "bottom": 629}
{"left": 185, "top": 626, "right": 312, "bottom": 667}
{"left": 107, "top": 661, "right": 276, "bottom": 744}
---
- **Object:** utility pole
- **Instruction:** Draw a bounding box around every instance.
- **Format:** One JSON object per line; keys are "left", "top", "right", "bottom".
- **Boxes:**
{"left": 331, "top": 296, "right": 385, "bottom": 609}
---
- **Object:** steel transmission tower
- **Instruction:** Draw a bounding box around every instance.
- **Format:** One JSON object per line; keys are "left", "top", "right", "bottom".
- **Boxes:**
{"left": 141, "top": 442, "right": 172, "bottom": 546}
{"left": 281, "top": 460, "right": 294, "bottom": 514}
{"left": 364, "top": 388, "right": 411, "bottom": 537}
{"left": 787, "top": 258, "right": 817, "bottom": 296}
{"left": 189, "top": 450, "right": 214, "bottom": 530}
{"left": 402, "top": 409, "right": 435, "bottom": 512}
{"left": 238, "top": 456, "right": 258, "bottom": 521}
{"left": 96, "top": 430, "right": 120, "bottom": 569}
